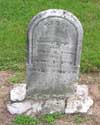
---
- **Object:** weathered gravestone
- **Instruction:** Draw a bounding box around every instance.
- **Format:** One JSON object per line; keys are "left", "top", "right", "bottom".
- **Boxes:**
{"left": 7, "top": 9, "right": 94, "bottom": 115}
{"left": 26, "top": 9, "right": 83, "bottom": 98}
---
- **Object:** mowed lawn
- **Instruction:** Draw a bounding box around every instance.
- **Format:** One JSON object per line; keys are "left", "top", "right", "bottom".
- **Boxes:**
{"left": 0, "top": 0, "right": 100, "bottom": 72}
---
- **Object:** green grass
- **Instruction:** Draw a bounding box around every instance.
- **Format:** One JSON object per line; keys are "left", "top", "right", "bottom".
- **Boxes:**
{"left": 12, "top": 114, "right": 91, "bottom": 125}
{"left": 74, "top": 114, "right": 89, "bottom": 124}
{"left": 0, "top": 0, "right": 100, "bottom": 72}
{"left": 8, "top": 72, "right": 25, "bottom": 83}
{"left": 12, "top": 113, "right": 64, "bottom": 125}
{"left": 12, "top": 115, "right": 38, "bottom": 125}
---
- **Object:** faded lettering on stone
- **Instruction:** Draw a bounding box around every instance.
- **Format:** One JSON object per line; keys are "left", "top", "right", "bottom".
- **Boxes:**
{"left": 32, "top": 17, "right": 77, "bottom": 75}
{"left": 27, "top": 9, "right": 83, "bottom": 98}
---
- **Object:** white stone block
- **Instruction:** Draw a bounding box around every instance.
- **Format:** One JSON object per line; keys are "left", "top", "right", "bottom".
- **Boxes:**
{"left": 7, "top": 101, "right": 32, "bottom": 115}
{"left": 75, "top": 84, "right": 88, "bottom": 97}
{"left": 65, "top": 84, "right": 93, "bottom": 114}
{"left": 10, "top": 84, "right": 26, "bottom": 101}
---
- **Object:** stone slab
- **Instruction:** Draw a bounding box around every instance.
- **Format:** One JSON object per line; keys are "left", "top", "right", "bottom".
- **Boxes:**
{"left": 10, "top": 84, "right": 26, "bottom": 102}
{"left": 26, "top": 9, "right": 83, "bottom": 98}
{"left": 7, "top": 84, "right": 93, "bottom": 115}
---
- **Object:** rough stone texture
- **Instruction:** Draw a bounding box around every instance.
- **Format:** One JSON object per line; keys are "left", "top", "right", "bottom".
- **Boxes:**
{"left": 25, "top": 99, "right": 65, "bottom": 115}
{"left": 74, "top": 84, "right": 88, "bottom": 97}
{"left": 7, "top": 101, "right": 32, "bottom": 115}
{"left": 7, "top": 84, "right": 93, "bottom": 115}
{"left": 31, "top": 102, "right": 42, "bottom": 113}
{"left": 10, "top": 84, "right": 26, "bottom": 102}
{"left": 42, "top": 99, "right": 65, "bottom": 114}
{"left": 26, "top": 9, "right": 83, "bottom": 98}
{"left": 65, "top": 96, "right": 93, "bottom": 114}
{"left": 65, "top": 85, "right": 93, "bottom": 114}
{"left": 24, "top": 102, "right": 43, "bottom": 116}
{"left": 7, "top": 98, "right": 65, "bottom": 115}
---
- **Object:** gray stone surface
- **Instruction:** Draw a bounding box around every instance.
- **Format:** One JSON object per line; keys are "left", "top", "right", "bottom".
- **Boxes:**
{"left": 65, "top": 84, "right": 93, "bottom": 114}
{"left": 42, "top": 99, "right": 65, "bottom": 114}
{"left": 7, "top": 101, "right": 32, "bottom": 115}
{"left": 10, "top": 84, "right": 26, "bottom": 102}
{"left": 74, "top": 84, "right": 88, "bottom": 97}
{"left": 26, "top": 9, "right": 83, "bottom": 98}
{"left": 65, "top": 96, "right": 93, "bottom": 114}
{"left": 7, "top": 84, "right": 93, "bottom": 115}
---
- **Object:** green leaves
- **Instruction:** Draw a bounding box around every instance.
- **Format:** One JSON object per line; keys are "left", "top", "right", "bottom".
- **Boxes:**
{"left": 13, "top": 115, "right": 38, "bottom": 125}
{"left": 12, "top": 113, "right": 64, "bottom": 125}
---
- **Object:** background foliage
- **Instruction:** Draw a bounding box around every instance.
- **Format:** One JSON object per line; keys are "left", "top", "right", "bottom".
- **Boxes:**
{"left": 0, "top": 0, "right": 100, "bottom": 72}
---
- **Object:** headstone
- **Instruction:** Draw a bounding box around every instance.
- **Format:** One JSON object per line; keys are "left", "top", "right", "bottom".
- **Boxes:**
{"left": 7, "top": 9, "right": 93, "bottom": 115}
{"left": 26, "top": 9, "right": 83, "bottom": 99}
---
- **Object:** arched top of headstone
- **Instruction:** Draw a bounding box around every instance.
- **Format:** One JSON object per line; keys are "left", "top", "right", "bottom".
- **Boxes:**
{"left": 27, "top": 9, "right": 83, "bottom": 98}
{"left": 27, "top": 9, "right": 83, "bottom": 67}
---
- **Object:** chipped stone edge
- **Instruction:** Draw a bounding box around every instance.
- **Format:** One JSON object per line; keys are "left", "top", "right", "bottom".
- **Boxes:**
{"left": 7, "top": 83, "right": 94, "bottom": 115}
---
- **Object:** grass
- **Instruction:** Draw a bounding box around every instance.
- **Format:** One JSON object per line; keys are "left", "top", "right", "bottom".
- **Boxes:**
{"left": 12, "top": 113, "right": 91, "bottom": 125}
{"left": 8, "top": 72, "right": 25, "bottom": 83}
{"left": 74, "top": 114, "right": 89, "bottom": 124}
{"left": 12, "top": 115, "right": 38, "bottom": 125}
{"left": 12, "top": 113, "right": 64, "bottom": 125}
{"left": 0, "top": 0, "right": 100, "bottom": 72}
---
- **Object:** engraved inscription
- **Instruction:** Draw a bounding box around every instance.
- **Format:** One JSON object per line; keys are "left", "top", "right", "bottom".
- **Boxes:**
{"left": 32, "top": 17, "right": 77, "bottom": 75}
{"left": 27, "top": 9, "right": 83, "bottom": 97}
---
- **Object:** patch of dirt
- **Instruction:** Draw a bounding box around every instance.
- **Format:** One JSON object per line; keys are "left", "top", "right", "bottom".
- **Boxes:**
{"left": 0, "top": 71, "right": 13, "bottom": 85}
{"left": 54, "top": 115, "right": 96, "bottom": 125}
{"left": 0, "top": 71, "right": 13, "bottom": 125}
{"left": 79, "top": 72, "right": 100, "bottom": 85}
{"left": 0, "top": 71, "right": 100, "bottom": 125}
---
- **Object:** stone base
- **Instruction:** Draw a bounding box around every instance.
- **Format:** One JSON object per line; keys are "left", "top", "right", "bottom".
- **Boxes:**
{"left": 7, "top": 84, "right": 93, "bottom": 115}
{"left": 7, "top": 99, "right": 65, "bottom": 115}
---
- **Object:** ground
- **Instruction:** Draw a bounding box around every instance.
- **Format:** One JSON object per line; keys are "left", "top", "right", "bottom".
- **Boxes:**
{"left": 0, "top": 71, "right": 100, "bottom": 125}
{"left": 0, "top": 1, "right": 100, "bottom": 125}
{"left": 0, "top": 71, "right": 13, "bottom": 125}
